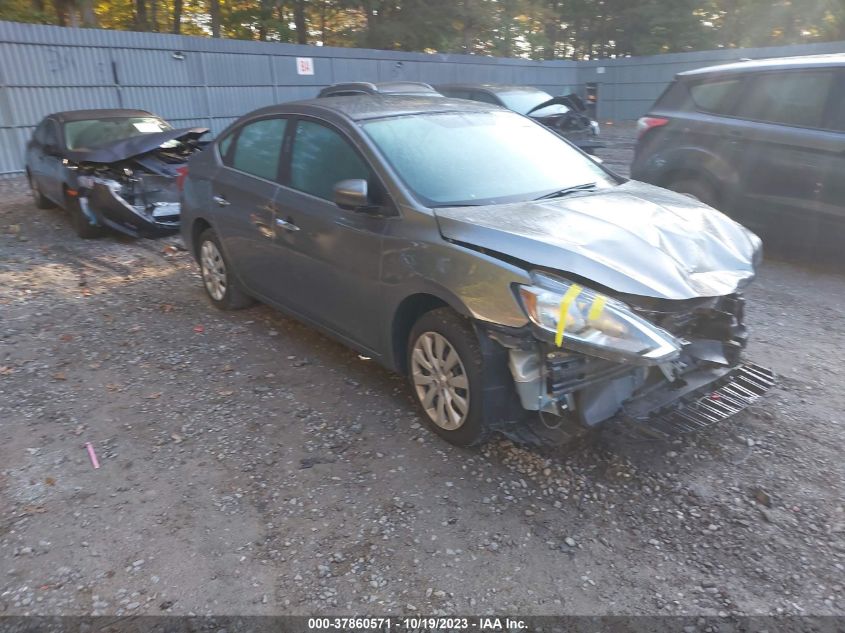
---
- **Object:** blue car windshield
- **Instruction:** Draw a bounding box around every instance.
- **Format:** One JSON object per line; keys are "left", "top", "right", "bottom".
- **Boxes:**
{"left": 362, "top": 110, "right": 613, "bottom": 207}
{"left": 64, "top": 116, "right": 172, "bottom": 150}
{"left": 497, "top": 90, "right": 569, "bottom": 116}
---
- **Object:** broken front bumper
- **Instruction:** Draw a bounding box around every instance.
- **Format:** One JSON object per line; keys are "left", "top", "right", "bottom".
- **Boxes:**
{"left": 622, "top": 362, "right": 776, "bottom": 437}
{"left": 79, "top": 176, "right": 180, "bottom": 239}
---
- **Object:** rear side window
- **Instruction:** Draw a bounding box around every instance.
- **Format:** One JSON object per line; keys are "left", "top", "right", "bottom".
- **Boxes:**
{"left": 290, "top": 120, "right": 372, "bottom": 201}
{"left": 736, "top": 71, "right": 835, "bottom": 128}
{"left": 689, "top": 78, "right": 743, "bottom": 115}
{"left": 226, "top": 117, "right": 287, "bottom": 181}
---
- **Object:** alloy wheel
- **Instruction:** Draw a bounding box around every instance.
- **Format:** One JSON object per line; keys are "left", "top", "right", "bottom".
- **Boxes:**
{"left": 410, "top": 331, "right": 470, "bottom": 430}
{"left": 200, "top": 240, "right": 227, "bottom": 301}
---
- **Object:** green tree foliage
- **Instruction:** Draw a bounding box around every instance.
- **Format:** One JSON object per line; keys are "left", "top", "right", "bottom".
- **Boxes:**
{"left": 1, "top": 0, "right": 843, "bottom": 57}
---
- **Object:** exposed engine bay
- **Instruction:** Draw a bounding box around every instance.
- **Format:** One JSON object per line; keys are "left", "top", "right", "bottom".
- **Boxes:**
{"left": 72, "top": 127, "right": 208, "bottom": 238}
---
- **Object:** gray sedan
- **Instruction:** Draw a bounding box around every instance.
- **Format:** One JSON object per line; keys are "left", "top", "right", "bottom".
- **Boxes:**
{"left": 180, "top": 96, "right": 773, "bottom": 447}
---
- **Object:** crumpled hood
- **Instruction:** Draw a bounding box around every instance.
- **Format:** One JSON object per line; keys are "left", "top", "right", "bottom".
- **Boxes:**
{"left": 67, "top": 127, "right": 209, "bottom": 164}
{"left": 434, "top": 180, "right": 762, "bottom": 300}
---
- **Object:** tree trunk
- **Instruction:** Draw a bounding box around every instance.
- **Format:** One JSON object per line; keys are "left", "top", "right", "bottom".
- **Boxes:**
{"left": 210, "top": 0, "right": 220, "bottom": 37}
{"left": 150, "top": 0, "right": 157, "bottom": 31}
{"left": 53, "top": 0, "right": 68, "bottom": 26}
{"left": 135, "top": 0, "right": 148, "bottom": 30}
{"left": 171, "top": 0, "right": 182, "bottom": 33}
{"left": 293, "top": 0, "right": 307, "bottom": 44}
{"left": 80, "top": 0, "right": 96, "bottom": 26}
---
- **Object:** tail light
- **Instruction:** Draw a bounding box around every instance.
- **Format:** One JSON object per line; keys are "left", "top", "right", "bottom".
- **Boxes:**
{"left": 636, "top": 116, "right": 669, "bottom": 139}
{"left": 175, "top": 165, "right": 189, "bottom": 192}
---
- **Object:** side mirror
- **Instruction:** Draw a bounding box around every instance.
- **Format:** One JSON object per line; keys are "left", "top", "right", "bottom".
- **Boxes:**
{"left": 333, "top": 179, "right": 373, "bottom": 212}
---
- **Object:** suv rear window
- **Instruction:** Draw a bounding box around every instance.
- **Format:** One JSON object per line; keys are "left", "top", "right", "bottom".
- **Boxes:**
{"left": 689, "top": 78, "right": 743, "bottom": 115}
{"left": 735, "top": 71, "right": 835, "bottom": 129}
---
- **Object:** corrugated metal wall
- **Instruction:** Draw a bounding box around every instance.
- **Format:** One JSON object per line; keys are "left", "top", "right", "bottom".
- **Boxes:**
{"left": 0, "top": 21, "right": 579, "bottom": 174}
{"left": 1, "top": 19, "right": 843, "bottom": 174}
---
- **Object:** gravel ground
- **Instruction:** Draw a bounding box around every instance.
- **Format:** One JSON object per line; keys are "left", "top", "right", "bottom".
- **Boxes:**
{"left": 1, "top": 136, "right": 844, "bottom": 617}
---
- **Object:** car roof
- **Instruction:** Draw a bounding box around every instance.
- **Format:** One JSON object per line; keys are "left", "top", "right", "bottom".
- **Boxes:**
{"left": 436, "top": 83, "right": 548, "bottom": 94}
{"left": 243, "top": 95, "right": 501, "bottom": 122}
{"left": 48, "top": 109, "right": 157, "bottom": 123}
{"left": 678, "top": 53, "right": 845, "bottom": 78}
{"left": 319, "top": 81, "right": 440, "bottom": 96}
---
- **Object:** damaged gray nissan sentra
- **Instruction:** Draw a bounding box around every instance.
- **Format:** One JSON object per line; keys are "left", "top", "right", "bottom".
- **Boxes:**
{"left": 181, "top": 95, "right": 775, "bottom": 446}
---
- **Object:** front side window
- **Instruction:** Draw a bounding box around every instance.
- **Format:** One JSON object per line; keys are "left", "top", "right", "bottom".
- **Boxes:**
{"left": 290, "top": 120, "right": 372, "bottom": 201}
{"left": 227, "top": 117, "right": 287, "bottom": 181}
{"left": 363, "top": 110, "right": 614, "bottom": 207}
{"left": 736, "top": 71, "right": 835, "bottom": 128}
{"left": 64, "top": 116, "right": 171, "bottom": 150}
{"left": 689, "top": 78, "right": 743, "bottom": 115}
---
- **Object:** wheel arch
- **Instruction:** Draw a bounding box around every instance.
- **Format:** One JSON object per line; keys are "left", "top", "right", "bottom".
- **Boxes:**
{"left": 190, "top": 217, "right": 213, "bottom": 260}
{"left": 389, "top": 289, "right": 474, "bottom": 375}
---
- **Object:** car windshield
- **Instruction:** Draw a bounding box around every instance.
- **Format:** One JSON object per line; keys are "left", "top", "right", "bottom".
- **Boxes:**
{"left": 64, "top": 116, "right": 172, "bottom": 150}
{"left": 497, "top": 90, "right": 569, "bottom": 116}
{"left": 362, "top": 110, "right": 614, "bottom": 207}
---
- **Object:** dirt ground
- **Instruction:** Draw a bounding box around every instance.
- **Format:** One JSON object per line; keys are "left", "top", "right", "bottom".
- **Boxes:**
{"left": 1, "top": 131, "right": 844, "bottom": 617}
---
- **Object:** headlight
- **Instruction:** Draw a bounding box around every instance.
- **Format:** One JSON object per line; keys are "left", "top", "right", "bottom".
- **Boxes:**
{"left": 516, "top": 272, "right": 680, "bottom": 365}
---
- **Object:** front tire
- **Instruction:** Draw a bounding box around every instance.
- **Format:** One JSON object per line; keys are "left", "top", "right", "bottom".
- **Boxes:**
{"left": 28, "top": 173, "right": 53, "bottom": 209}
{"left": 198, "top": 228, "right": 254, "bottom": 310}
{"left": 66, "top": 191, "right": 102, "bottom": 239}
{"left": 407, "top": 308, "right": 489, "bottom": 447}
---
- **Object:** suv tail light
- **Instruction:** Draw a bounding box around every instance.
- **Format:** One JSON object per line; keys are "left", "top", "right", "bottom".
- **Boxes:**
{"left": 637, "top": 116, "right": 669, "bottom": 139}
{"left": 175, "top": 165, "right": 189, "bottom": 192}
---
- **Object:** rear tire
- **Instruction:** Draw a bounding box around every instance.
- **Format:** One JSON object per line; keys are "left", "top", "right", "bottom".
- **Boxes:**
{"left": 667, "top": 177, "right": 719, "bottom": 209}
{"left": 407, "top": 308, "right": 489, "bottom": 447}
{"left": 198, "top": 228, "right": 254, "bottom": 311}
{"left": 28, "top": 173, "right": 53, "bottom": 209}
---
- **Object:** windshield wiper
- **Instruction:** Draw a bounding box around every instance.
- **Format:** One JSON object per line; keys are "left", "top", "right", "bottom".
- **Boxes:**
{"left": 534, "top": 182, "right": 597, "bottom": 201}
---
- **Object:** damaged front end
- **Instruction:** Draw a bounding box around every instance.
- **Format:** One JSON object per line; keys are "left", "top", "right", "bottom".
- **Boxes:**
{"left": 72, "top": 127, "right": 207, "bottom": 238}
{"left": 485, "top": 272, "right": 774, "bottom": 443}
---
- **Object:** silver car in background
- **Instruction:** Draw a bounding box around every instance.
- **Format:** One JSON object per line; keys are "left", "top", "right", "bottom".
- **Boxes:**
{"left": 180, "top": 96, "right": 773, "bottom": 447}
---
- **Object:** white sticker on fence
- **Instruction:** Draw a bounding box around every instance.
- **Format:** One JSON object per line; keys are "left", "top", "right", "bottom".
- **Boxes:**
{"left": 296, "top": 57, "right": 315, "bottom": 76}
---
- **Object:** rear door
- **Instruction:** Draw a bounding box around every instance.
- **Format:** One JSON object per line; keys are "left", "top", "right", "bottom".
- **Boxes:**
{"left": 210, "top": 116, "right": 289, "bottom": 300}
{"left": 271, "top": 117, "right": 391, "bottom": 353}
{"left": 731, "top": 69, "right": 840, "bottom": 242}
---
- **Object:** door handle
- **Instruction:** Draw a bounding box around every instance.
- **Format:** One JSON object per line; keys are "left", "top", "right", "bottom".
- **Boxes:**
{"left": 275, "top": 217, "right": 300, "bottom": 232}
{"left": 213, "top": 194, "right": 230, "bottom": 207}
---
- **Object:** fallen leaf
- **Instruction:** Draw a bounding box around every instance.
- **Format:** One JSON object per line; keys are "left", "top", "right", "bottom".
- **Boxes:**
{"left": 218, "top": 389, "right": 234, "bottom": 396}
{"left": 53, "top": 372, "right": 66, "bottom": 381}
{"left": 60, "top": 334, "right": 74, "bottom": 342}
{"left": 222, "top": 365, "right": 234, "bottom": 373}
{"left": 0, "top": 366, "right": 13, "bottom": 376}
{"left": 160, "top": 303, "right": 174, "bottom": 313}
{"left": 106, "top": 383, "right": 121, "bottom": 391}
{"left": 21, "top": 505, "right": 47, "bottom": 515}
{"left": 162, "top": 245, "right": 179, "bottom": 255}
{"left": 146, "top": 392, "right": 162, "bottom": 400}
{"left": 88, "top": 362, "right": 101, "bottom": 369}
{"left": 170, "top": 433, "right": 184, "bottom": 444}
{"left": 193, "top": 324, "right": 205, "bottom": 333}
{"left": 127, "top": 325, "right": 142, "bottom": 333}
{"left": 45, "top": 477, "right": 55, "bottom": 486}
{"left": 80, "top": 288, "right": 92, "bottom": 297}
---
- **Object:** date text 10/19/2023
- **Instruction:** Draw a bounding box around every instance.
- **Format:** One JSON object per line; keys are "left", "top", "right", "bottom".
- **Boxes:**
{"left": 307, "top": 617, "right": 529, "bottom": 631}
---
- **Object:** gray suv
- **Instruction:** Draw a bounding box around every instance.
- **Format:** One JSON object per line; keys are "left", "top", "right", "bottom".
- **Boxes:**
{"left": 631, "top": 54, "right": 845, "bottom": 259}
{"left": 181, "top": 96, "right": 773, "bottom": 447}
